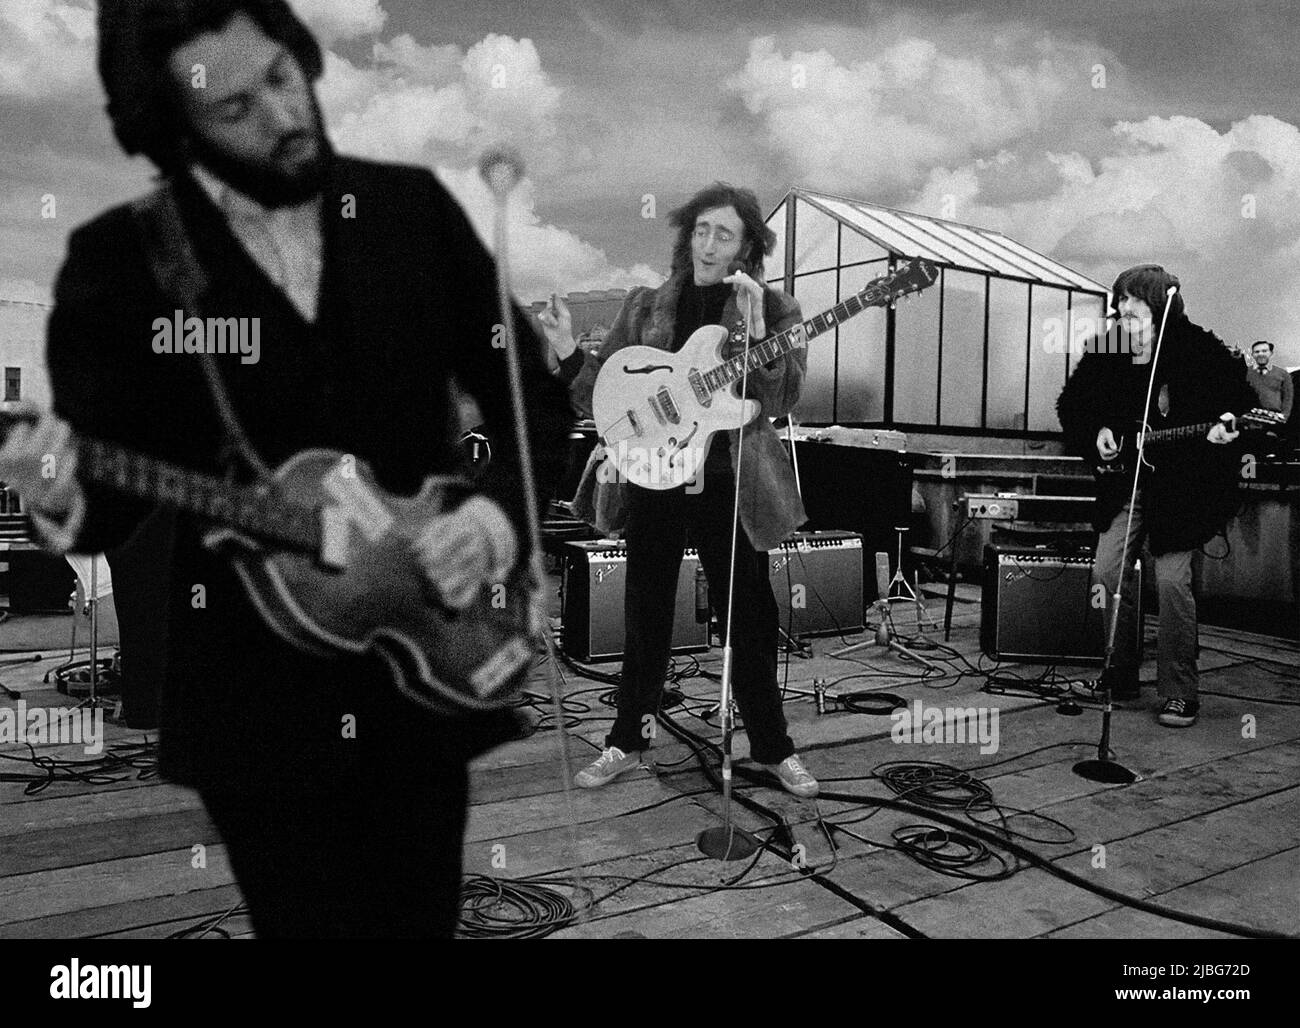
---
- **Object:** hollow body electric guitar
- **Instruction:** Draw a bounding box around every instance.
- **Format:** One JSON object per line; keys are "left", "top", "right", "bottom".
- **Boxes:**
{"left": 1094, "top": 408, "right": 1284, "bottom": 477}
{"left": 592, "top": 259, "right": 939, "bottom": 489}
{"left": 0, "top": 412, "right": 538, "bottom": 716}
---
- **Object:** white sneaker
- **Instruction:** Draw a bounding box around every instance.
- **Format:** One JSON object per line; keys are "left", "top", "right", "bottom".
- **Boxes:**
{"left": 574, "top": 746, "right": 641, "bottom": 788}
{"left": 764, "top": 754, "right": 820, "bottom": 798}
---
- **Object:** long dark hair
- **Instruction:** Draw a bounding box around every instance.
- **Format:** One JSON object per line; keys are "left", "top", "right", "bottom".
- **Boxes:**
{"left": 1109, "top": 263, "right": 1185, "bottom": 324}
{"left": 97, "top": 0, "right": 323, "bottom": 172}
{"left": 667, "top": 182, "right": 777, "bottom": 279}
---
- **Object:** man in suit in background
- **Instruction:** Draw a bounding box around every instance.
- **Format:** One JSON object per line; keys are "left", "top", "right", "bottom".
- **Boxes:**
{"left": 1246, "top": 341, "right": 1293, "bottom": 424}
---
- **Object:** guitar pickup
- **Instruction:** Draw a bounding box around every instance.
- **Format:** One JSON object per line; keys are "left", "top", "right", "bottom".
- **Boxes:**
{"left": 655, "top": 386, "right": 681, "bottom": 425}
{"left": 688, "top": 369, "right": 711, "bottom": 407}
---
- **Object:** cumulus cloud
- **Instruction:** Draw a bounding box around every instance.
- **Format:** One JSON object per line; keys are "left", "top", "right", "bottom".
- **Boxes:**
{"left": 908, "top": 115, "right": 1300, "bottom": 360}
{"left": 433, "top": 165, "right": 662, "bottom": 300}
{"left": 318, "top": 29, "right": 657, "bottom": 296}
{"left": 287, "top": 0, "right": 386, "bottom": 43}
{"left": 724, "top": 31, "right": 1109, "bottom": 197}
{"left": 321, "top": 33, "right": 563, "bottom": 171}
{"left": 0, "top": 1, "right": 386, "bottom": 100}
{"left": 0, "top": 0, "right": 96, "bottom": 97}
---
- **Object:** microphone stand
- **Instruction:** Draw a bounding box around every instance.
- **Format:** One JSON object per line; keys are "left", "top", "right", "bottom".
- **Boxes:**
{"left": 697, "top": 265, "right": 762, "bottom": 862}
{"left": 480, "top": 148, "right": 591, "bottom": 911}
{"left": 784, "top": 415, "right": 803, "bottom": 504}
{"left": 78, "top": 557, "right": 105, "bottom": 710}
{"left": 1074, "top": 288, "right": 1178, "bottom": 785}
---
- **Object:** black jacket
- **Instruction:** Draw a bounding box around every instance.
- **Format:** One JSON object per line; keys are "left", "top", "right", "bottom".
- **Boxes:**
{"left": 1056, "top": 316, "right": 1253, "bottom": 554}
{"left": 46, "top": 157, "right": 573, "bottom": 783}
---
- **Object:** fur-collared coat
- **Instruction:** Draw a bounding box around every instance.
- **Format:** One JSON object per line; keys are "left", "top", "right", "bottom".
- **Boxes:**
{"left": 1056, "top": 316, "right": 1254, "bottom": 554}
{"left": 559, "top": 269, "right": 808, "bottom": 552}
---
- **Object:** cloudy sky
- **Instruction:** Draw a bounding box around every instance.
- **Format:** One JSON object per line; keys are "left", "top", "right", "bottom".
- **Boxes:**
{"left": 2, "top": 0, "right": 1298, "bottom": 363}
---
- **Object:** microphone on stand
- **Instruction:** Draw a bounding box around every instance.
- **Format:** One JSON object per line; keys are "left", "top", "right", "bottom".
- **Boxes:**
{"left": 697, "top": 254, "right": 763, "bottom": 863}
{"left": 476, "top": 144, "right": 590, "bottom": 914}
{"left": 478, "top": 145, "right": 525, "bottom": 199}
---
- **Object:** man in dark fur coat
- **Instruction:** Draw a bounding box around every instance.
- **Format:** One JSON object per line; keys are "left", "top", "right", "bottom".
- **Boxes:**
{"left": 0, "top": 0, "right": 571, "bottom": 936}
{"left": 1057, "top": 265, "right": 1254, "bottom": 727}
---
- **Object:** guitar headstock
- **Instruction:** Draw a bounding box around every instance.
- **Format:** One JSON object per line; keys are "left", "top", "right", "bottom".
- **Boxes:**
{"left": 1239, "top": 408, "right": 1286, "bottom": 429}
{"left": 863, "top": 258, "right": 940, "bottom": 308}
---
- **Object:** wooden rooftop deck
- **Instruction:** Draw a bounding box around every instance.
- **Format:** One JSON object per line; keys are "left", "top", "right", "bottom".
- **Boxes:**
{"left": 1, "top": 588, "right": 1297, "bottom": 940}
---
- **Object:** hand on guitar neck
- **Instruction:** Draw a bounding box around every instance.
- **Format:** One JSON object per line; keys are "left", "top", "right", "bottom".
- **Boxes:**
{"left": 1205, "top": 414, "right": 1240, "bottom": 445}
{"left": 1096, "top": 413, "right": 1241, "bottom": 464}
{"left": 0, "top": 403, "right": 516, "bottom": 613}
{"left": 1094, "top": 410, "right": 1284, "bottom": 477}
{"left": 0, "top": 404, "right": 84, "bottom": 528}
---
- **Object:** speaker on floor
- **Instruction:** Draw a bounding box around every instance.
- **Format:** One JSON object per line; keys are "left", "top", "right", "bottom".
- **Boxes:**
{"left": 769, "top": 531, "right": 864, "bottom": 637}
{"left": 561, "top": 541, "right": 709, "bottom": 662}
{"left": 3, "top": 549, "right": 76, "bottom": 614}
{"left": 980, "top": 544, "right": 1142, "bottom": 664}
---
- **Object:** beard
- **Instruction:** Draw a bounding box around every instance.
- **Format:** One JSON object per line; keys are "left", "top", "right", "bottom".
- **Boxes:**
{"left": 186, "top": 94, "right": 333, "bottom": 208}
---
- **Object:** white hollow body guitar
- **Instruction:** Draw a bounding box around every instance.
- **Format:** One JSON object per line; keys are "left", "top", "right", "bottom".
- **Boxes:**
{"left": 591, "top": 259, "right": 939, "bottom": 489}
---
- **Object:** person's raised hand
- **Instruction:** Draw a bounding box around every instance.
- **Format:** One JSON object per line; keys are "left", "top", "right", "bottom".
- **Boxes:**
{"left": 537, "top": 293, "right": 577, "bottom": 361}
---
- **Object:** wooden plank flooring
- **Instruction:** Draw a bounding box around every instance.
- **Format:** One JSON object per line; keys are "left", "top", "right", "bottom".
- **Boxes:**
{"left": 1, "top": 592, "right": 1296, "bottom": 939}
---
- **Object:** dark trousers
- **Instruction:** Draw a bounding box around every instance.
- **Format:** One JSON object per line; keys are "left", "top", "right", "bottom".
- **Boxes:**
{"left": 1093, "top": 493, "right": 1200, "bottom": 700}
{"left": 186, "top": 658, "right": 475, "bottom": 939}
{"left": 197, "top": 761, "right": 468, "bottom": 939}
{"left": 607, "top": 473, "right": 795, "bottom": 765}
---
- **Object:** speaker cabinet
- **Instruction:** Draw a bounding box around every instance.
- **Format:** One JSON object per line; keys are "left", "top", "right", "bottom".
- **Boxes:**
{"left": 769, "top": 531, "right": 864, "bottom": 637}
{"left": 790, "top": 442, "right": 913, "bottom": 602}
{"left": 561, "top": 541, "right": 709, "bottom": 662}
{"left": 981, "top": 545, "right": 1142, "bottom": 664}
{"left": 2, "top": 549, "right": 76, "bottom": 613}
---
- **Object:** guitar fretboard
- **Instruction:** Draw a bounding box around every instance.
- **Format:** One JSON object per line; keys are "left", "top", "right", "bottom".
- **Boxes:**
{"left": 75, "top": 437, "right": 319, "bottom": 551}
{"left": 1143, "top": 421, "right": 1220, "bottom": 446}
{"left": 1142, "top": 410, "right": 1275, "bottom": 446}
{"left": 699, "top": 278, "right": 901, "bottom": 393}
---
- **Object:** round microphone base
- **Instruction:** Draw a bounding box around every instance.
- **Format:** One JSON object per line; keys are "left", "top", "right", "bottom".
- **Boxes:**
{"left": 697, "top": 825, "right": 761, "bottom": 861}
{"left": 1072, "top": 758, "right": 1138, "bottom": 785}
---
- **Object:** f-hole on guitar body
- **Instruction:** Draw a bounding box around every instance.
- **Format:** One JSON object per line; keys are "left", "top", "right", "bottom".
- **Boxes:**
{"left": 593, "top": 325, "right": 759, "bottom": 490}
{"left": 590, "top": 259, "right": 939, "bottom": 490}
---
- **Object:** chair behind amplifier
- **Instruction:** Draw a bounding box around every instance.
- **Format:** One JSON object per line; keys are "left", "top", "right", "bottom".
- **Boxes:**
{"left": 981, "top": 544, "right": 1142, "bottom": 664}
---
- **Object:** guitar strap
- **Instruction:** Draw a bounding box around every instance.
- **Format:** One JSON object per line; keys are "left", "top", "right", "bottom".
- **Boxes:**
{"left": 129, "top": 181, "right": 275, "bottom": 485}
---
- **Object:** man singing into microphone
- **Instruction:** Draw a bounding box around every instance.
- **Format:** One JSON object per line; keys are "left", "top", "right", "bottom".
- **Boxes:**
{"left": 1057, "top": 266, "right": 1253, "bottom": 727}
{"left": 540, "top": 182, "right": 819, "bottom": 796}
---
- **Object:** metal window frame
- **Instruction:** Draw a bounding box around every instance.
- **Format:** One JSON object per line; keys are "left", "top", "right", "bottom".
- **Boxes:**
{"left": 770, "top": 191, "right": 1109, "bottom": 435}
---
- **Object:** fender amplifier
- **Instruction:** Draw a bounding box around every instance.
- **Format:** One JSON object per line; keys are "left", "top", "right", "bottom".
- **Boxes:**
{"left": 770, "top": 531, "right": 864, "bottom": 637}
{"left": 981, "top": 545, "right": 1142, "bottom": 663}
{"left": 561, "top": 541, "right": 710, "bottom": 662}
